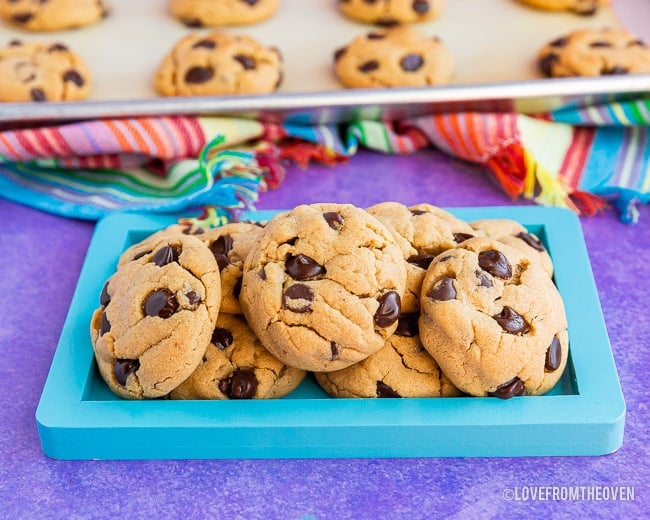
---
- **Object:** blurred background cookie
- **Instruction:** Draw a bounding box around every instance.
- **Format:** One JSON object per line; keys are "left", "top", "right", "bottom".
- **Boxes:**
{"left": 516, "top": 0, "right": 608, "bottom": 16}
{"left": 170, "top": 0, "right": 280, "bottom": 27}
{"left": 0, "top": 0, "right": 108, "bottom": 31}
{"left": 338, "top": 0, "right": 444, "bottom": 26}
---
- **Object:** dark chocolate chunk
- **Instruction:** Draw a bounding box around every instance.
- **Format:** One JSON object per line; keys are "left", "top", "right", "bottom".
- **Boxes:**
{"left": 234, "top": 54, "right": 256, "bottom": 70}
{"left": 283, "top": 283, "right": 314, "bottom": 313}
{"left": 186, "top": 291, "right": 201, "bottom": 305}
{"left": 323, "top": 211, "right": 344, "bottom": 229}
{"left": 233, "top": 277, "right": 242, "bottom": 298}
{"left": 30, "top": 88, "right": 46, "bottom": 102}
{"left": 374, "top": 291, "right": 401, "bottom": 327}
{"left": 192, "top": 39, "right": 216, "bottom": 49}
{"left": 395, "top": 313, "right": 419, "bottom": 337}
{"left": 334, "top": 47, "right": 347, "bottom": 61}
{"left": 427, "top": 276, "right": 456, "bottom": 301}
{"left": 100, "top": 311, "right": 110, "bottom": 335}
{"left": 153, "top": 245, "right": 180, "bottom": 267}
{"left": 185, "top": 66, "right": 214, "bottom": 84}
{"left": 241, "top": 0, "right": 260, "bottom": 5}
{"left": 63, "top": 70, "right": 84, "bottom": 87}
{"left": 412, "top": 0, "right": 430, "bottom": 14}
{"left": 367, "top": 32, "right": 386, "bottom": 40}
{"left": 407, "top": 253, "right": 435, "bottom": 270}
{"left": 8, "top": 40, "right": 22, "bottom": 47}
{"left": 259, "top": 268, "right": 267, "bottom": 281}
{"left": 410, "top": 209, "right": 427, "bottom": 215}
{"left": 211, "top": 327, "right": 234, "bottom": 350}
{"left": 475, "top": 269, "right": 493, "bottom": 288}
{"left": 11, "top": 13, "right": 33, "bottom": 24}
{"left": 453, "top": 232, "right": 474, "bottom": 243}
{"left": 219, "top": 369, "right": 258, "bottom": 399}
{"left": 331, "top": 342, "right": 340, "bottom": 360}
{"left": 100, "top": 281, "right": 110, "bottom": 306}
{"left": 48, "top": 43, "right": 68, "bottom": 52}
{"left": 210, "top": 235, "right": 234, "bottom": 254}
{"left": 182, "top": 17, "right": 203, "bottom": 27}
{"left": 545, "top": 336, "right": 562, "bottom": 372}
{"left": 376, "top": 18, "right": 399, "bottom": 27}
{"left": 144, "top": 289, "right": 178, "bottom": 318}
{"left": 603, "top": 66, "right": 629, "bottom": 75}
{"left": 285, "top": 254, "right": 325, "bottom": 280}
{"left": 488, "top": 377, "right": 524, "bottom": 399}
{"left": 628, "top": 39, "right": 646, "bottom": 47}
{"left": 114, "top": 359, "right": 139, "bottom": 386}
{"left": 376, "top": 381, "right": 401, "bottom": 398}
{"left": 549, "top": 37, "right": 568, "bottom": 47}
{"left": 493, "top": 306, "right": 529, "bottom": 334}
{"left": 538, "top": 53, "right": 558, "bottom": 77}
{"left": 516, "top": 231, "right": 545, "bottom": 251}
{"left": 478, "top": 249, "right": 512, "bottom": 280}
{"left": 359, "top": 60, "right": 380, "bottom": 73}
{"left": 400, "top": 54, "right": 424, "bottom": 72}
{"left": 589, "top": 40, "right": 612, "bottom": 48}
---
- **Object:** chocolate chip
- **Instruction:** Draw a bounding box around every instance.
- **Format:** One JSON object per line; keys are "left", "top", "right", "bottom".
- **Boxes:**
{"left": 186, "top": 291, "right": 201, "bottom": 305}
{"left": 395, "top": 313, "right": 419, "bottom": 337}
{"left": 212, "top": 327, "right": 233, "bottom": 350}
{"left": 285, "top": 254, "right": 325, "bottom": 280}
{"left": 410, "top": 209, "right": 427, "bottom": 216}
{"left": 152, "top": 245, "right": 180, "bottom": 267}
{"left": 589, "top": 40, "right": 612, "bottom": 48}
{"left": 374, "top": 291, "right": 401, "bottom": 327}
{"left": 12, "top": 13, "right": 33, "bottom": 24}
{"left": 427, "top": 276, "right": 456, "bottom": 301}
{"left": 330, "top": 342, "right": 340, "bottom": 360}
{"left": 453, "top": 232, "right": 474, "bottom": 243}
{"left": 283, "top": 283, "right": 314, "bottom": 313}
{"left": 182, "top": 17, "right": 203, "bottom": 27}
{"left": 545, "top": 336, "right": 562, "bottom": 372}
{"left": 8, "top": 40, "right": 22, "bottom": 47}
{"left": 400, "top": 54, "right": 424, "bottom": 72}
{"left": 538, "top": 53, "right": 558, "bottom": 77}
{"left": 407, "top": 253, "right": 435, "bottom": 270}
{"left": 209, "top": 236, "right": 233, "bottom": 270}
{"left": 30, "top": 88, "right": 46, "bottom": 102}
{"left": 358, "top": 60, "right": 380, "bottom": 73}
{"left": 478, "top": 250, "right": 512, "bottom": 280}
{"left": 604, "top": 66, "right": 629, "bottom": 75}
{"left": 100, "top": 311, "right": 111, "bottom": 335}
{"left": 376, "top": 18, "right": 399, "bottom": 27}
{"left": 488, "top": 377, "right": 524, "bottom": 399}
{"left": 233, "top": 277, "right": 242, "bottom": 298}
{"left": 323, "top": 211, "right": 344, "bottom": 229}
{"left": 437, "top": 254, "right": 453, "bottom": 263}
{"left": 376, "top": 381, "right": 401, "bottom": 398}
{"left": 367, "top": 33, "right": 386, "bottom": 40}
{"left": 48, "top": 43, "right": 68, "bottom": 52}
{"left": 549, "top": 37, "right": 568, "bottom": 47}
{"left": 63, "top": 70, "right": 84, "bottom": 87}
{"left": 259, "top": 268, "right": 267, "bottom": 281}
{"left": 100, "top": 281, "right": 111, "bottom": 306}
{"left": 234, "top": 54, "right": 256, "bottom": 70}
{"left": 493, "top": 306, "right": 529, "bottom": 334}
{"left": 572, "top": 2, "right": 597, "bottom": 15}
{"left": 475, "top": 269, "right": 493, "bottom": 288}
{"left": 219, "top": 369, "right": 258, "bottom": 399}
{"left": 628, "top": 39, "right": 646, "bottom": 47}
{"left": 516, "top": 232, "right": 545, "bottom": 251}
{"left": 144, "top": 289, "right": 178, "bottom": 318}
{"left": 412, "top": 0, "right": 430, "bottom": 14}
{"left": 334, "top": 47, "right": 347, "bottom": 61}
{"left": 185, "top": 66, "right": 214, "bottom": 84}
{"left": 241, "top": 0, "right": 260, "bottom": 5}
{"left": 114, "top": 359, "right": 139, "bottom": 386}
{"left": 192, "top": 39, "right": 216, "bottom": 49}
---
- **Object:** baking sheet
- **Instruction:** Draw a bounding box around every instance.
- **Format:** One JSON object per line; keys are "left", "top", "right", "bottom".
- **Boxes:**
{"left": 0, "top": 0, "right": 649, "bottom": 123}
{"left": 35, "top": 206, "right": 625, "bottom": 460}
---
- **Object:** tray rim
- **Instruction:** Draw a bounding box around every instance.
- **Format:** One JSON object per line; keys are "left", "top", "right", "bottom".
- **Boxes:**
{"left": 35, "top": 205, "right": 626, "bottom": 460}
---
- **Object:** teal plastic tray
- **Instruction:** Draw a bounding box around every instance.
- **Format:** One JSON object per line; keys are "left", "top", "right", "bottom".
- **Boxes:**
{"left": 36, "top": 206, "right": 625, "bottom": 460}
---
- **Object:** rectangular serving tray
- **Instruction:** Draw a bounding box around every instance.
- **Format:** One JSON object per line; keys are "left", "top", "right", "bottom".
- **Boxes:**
{"left": 36, "top": 206, "right": 625, "bottom": 459}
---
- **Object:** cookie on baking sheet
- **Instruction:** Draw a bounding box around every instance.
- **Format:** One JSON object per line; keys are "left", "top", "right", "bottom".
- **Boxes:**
{"left": 333, "top": 26, "right": 453, "bottom": 88}
{"left": 170, "top": 0, "right": 279, "bottom": 27}
{"left": 154, "top": 31, "right": 283, "bottom": 96}
{"left": 315, "top": 312, "right": 460, "bottom": 398}
{"left": 367, "top": 202, "right": 476, "bottom": 313}
{"left": 169, "top": 313, "right": 306, "bottom": 400}
{"left": 0, "top": 40, "right": 91, "bottom": 102}
{"left": 90, "top": 233, "right": 221, "bottom": 399}
{"left": 516, "top": 0, "right": 608, "bottom": 15}
{"left": 469, "top": 219, "right": 553, "bottom": 277}
{"left": 419, "top": 237, "right": 569, "bottom": 398}
{"left": 0, "top": 0, "right": 108, "bottom": 31}
{"left": 240, "top": 203, "right": 407, "bottom": 372}
{"left": 338, "top": 0, "right": 444, "bottom": 26}
{"left": 537, "top": 27, "right": 650, "bottom": 78}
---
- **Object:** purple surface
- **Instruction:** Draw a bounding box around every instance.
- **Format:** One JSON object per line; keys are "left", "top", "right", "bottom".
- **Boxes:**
{"left": 1, "top": 148, "right": 648, "bottom": 517}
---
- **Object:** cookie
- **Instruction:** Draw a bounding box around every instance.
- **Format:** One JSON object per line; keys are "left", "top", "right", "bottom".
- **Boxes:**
{"left": 315, "top": 312, "right": 460, "bottom": 398}
{"left": 469, "top": 219, "right": 554, "bottom": 277}
{"left": 538, "top": 28, "right": 650, "bottom": 78}
{"left": 0, "top": 0, "right": 107, "bottom": 31}
{"left": 0, "top": 40, "right": 91, "bottom": 102}
{"left": 154, "top": 31, "right": 283, "bottom": 96}
{"left": 240, "top": 203, "right": 407, "bottom": 372}
{"left": 517, "top": 0, "right": 608, "bottom": 15}
{"left": 169, "top": 313, "right": 306, "bottom": 400}
{"left": 90, "top": 233, "right": 221, "bottom": 399}
{"left": 170, "top": 0, "right": 279, "bottom": 27}
{"left": 338, "top": 0, "right": 444, "bottom": 26}
{"left": 367, "top": 202, "right": 475, "bottom": 313}
{"left": 333, "top": 26, "right": 453, "bottom": 88}
{"left": 419, "top": 237, "right": 569, "bottom": 398}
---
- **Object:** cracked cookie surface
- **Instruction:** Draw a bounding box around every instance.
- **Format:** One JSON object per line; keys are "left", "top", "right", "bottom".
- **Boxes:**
{"left": 419, "top": 237, "right": 568, "bottom": 398}
{"left": 170, "top": 0, "right": 279, "bottom": 27}
{"left": 333, "top": 25, "right": 453, "bottom": 88}
{"left": 154, "top": 31, "right": 283, "bottom": 96}
{"left": 0, "top": 0, "right": 107, "bottom": 31}
{"left": 338, "top": 0, "right": 444, "bottom": 26}
{"left": 240, "top": 203, "right": 407, "bottom": 372}
{"left": 170, "top": 313, "right": 306, "bottom": 400}
{"left": 90, "top": 233, "right": 221, "bottom": 399}
{"left": 0, "top": 40, "right": 91, "bottom": 102}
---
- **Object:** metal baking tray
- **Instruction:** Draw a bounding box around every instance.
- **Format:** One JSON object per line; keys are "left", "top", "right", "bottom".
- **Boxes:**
{"left": 35, "top": 206, "right": 625, "bottom": 460}
{"left": 1, "top": 0, "right": 649, "bottom": 124}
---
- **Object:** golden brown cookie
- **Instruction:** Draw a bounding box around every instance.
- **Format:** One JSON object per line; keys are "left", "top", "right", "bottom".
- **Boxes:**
{"left": 333, "top": 26, "right": 453, "bottom": 88}
{"left": 154, "top": 31, "right": 283, "bottom": 96}
{"left": 240, "top": 203, "right": 407, "bottom": 372}
{"left": 0, "top": 0, "right": 108, "bottom": 31}
{"left": 538, "top": 28, "right": 650, "bottom": 77}
{"left": 419, "top": 237, "right": 569, "bottom": 398}
{"left": 517, "top": 0, "right": 608, "bottom": 15}
{"left": 169, "top": 313, "right": 306, "bottom": 400}
{"left": 170, "top": 0, "right": 279, "bottom": 27}
{"left": 0, "top": 40, "right": 91, "bottom": 102}
{"left": 338, "top": 0, "right": 444, "bottom": 26}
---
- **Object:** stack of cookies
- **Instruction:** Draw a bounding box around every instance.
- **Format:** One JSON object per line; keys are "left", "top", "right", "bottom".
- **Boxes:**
{"left": 90, "top": 201, "right": 569, "bottom": 401}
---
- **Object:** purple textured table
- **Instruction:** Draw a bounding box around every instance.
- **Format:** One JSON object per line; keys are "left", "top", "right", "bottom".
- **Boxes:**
{"left": 1, "top": 149, "right": 648, "bottom": 518}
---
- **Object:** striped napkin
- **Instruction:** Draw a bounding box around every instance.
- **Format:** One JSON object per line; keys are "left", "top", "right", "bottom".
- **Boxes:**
{"left": 0, "top": 98, "right": 648, "bottom": 223}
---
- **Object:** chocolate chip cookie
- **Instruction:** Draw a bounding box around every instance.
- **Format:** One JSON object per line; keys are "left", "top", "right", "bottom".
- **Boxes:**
{"left": 0, "top": 0, "right": 108, "bottom": 31}
{"left": 367, "top": 202, "right": 475, "bottom": 313}
{"left": 90, "top": 233, "right": 222, "bottom": 399}
{"left": 333, "top": 26, "right": 454, "bottom": 88}
{"left": 240, "top": 203, "right": 407, "bottom": 372}
{"left": 338, "top": 0, "right": 444, "bottom": 26}
{"left": 154, "top": 31, "right": 283, "bottom": 96}
{"left": 419, "top": 237, "right": 569, "bottom": 398}
{"left": 315, "top": 312, "right": 460, "bottom": 398}
{"left": 517, "top": 0, "right": 608, "bottom": 15}
{"left": 169, "top": 313, "right": 306, "bottom": 400}
{"left": 0, "top": 40, "right": 91, "bottom": 102}
{"left": 538, "top": 27, "right": 650, "bottom": 77}
{"left": 170, "top": 0, "right": 279, "bottom": 27}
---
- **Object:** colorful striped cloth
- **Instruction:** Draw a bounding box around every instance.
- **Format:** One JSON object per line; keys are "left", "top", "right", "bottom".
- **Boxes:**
{"left": 0, "top": 99, "right": 648, "bottom": 223}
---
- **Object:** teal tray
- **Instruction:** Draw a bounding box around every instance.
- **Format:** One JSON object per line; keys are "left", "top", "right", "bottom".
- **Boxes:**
{"left": 36, "top": 206, "right": 625, "bottom": 460}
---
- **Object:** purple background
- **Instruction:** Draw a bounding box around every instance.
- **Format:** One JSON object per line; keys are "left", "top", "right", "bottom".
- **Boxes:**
{"left": 1, "top": 149, "right": 648, "bottom": 517}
